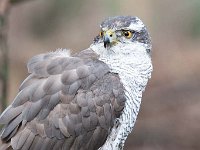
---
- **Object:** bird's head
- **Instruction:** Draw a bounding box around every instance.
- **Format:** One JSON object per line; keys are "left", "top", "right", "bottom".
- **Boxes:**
{"left": 91, "top": 16, "right": 152, "bottom": 60}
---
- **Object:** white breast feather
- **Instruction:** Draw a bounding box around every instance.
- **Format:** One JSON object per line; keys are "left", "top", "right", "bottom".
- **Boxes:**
{"left": 91, "top": 42, "right": 153, "bottom": 150}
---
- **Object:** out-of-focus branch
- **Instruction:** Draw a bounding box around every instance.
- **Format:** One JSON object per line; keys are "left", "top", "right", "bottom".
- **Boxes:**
{"left": 0, "top": 0, "right": 10, "bottom": 111}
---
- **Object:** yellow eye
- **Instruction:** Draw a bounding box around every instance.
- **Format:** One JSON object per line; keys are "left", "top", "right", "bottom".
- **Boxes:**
{"left": 100, "top": 31, "right": 104, "bottom": 37}
{"left": 122, "top": 30, "right": 132, "bottom": 39}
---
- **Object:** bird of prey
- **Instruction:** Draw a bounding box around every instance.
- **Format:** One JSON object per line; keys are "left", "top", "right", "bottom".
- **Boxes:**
{"left": 0, "top": 16, "right": 152, "bottom": 150}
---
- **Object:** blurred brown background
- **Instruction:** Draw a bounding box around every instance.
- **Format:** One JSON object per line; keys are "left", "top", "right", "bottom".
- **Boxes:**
{"left": 1, "top": 0, "right": 200, "bottom": 149}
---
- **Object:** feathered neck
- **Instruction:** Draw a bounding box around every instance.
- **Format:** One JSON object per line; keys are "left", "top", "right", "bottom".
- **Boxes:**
{"left": 90, "top": 42, "right": 153, "bottom": 150}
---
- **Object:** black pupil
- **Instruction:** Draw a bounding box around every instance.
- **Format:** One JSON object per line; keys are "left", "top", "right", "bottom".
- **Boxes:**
{"left": 124, "top": 31, "right": 129, "bottom": 36}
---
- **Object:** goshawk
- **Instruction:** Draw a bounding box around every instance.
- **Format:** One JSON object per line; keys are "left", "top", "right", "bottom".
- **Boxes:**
{"left": 0, "top": 16, "right": 152, "bottom": 150}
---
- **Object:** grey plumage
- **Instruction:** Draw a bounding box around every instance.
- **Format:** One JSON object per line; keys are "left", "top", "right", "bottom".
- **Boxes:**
{"left": 0, "top": 16, "right": 152, "bottom": 150}
{"left": 0, "top": 49, "right": 126, "bottom": 150}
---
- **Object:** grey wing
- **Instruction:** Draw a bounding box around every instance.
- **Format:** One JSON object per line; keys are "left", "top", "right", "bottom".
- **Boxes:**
{"left": 0, "top": 49, "right": 126, "bottom": 150}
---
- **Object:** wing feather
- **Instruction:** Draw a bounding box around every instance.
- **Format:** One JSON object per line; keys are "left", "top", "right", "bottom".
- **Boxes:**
{"left": 0, "top": 49, "right": 126, "bottom": 150}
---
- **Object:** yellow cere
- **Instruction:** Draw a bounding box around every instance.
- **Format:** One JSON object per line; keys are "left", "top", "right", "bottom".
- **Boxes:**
{"left": 106, "top": 29, "right": 114, "bottom": 37}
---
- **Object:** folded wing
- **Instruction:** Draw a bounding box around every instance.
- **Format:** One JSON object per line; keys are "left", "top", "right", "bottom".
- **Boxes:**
{"left": 0, "top": 49, "right": 126, "bottom": 150}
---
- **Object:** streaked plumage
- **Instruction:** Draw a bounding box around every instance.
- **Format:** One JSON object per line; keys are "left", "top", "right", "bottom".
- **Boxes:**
{"left": 0, "top": 16, "right": 152, "bottom": 150}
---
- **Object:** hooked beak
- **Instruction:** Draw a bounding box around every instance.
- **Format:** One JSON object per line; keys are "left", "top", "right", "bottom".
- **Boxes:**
{"left": 103, "top": 29, "right": 117, "bottom": 48}
{"left": 103, "top": 35, "right": 110, "bottom": 48}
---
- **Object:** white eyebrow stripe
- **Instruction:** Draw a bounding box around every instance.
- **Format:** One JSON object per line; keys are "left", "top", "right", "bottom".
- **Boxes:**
{"left": 128, "top": 21, "right": 144, "bottom": 31}
{"left": 101, "top": 17, "right": 145, "bottom": 32}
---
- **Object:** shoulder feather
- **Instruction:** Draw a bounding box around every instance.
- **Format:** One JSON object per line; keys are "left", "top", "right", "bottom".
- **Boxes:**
{"left": 0, "top": 49, "right": 126, "bottom": 150}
